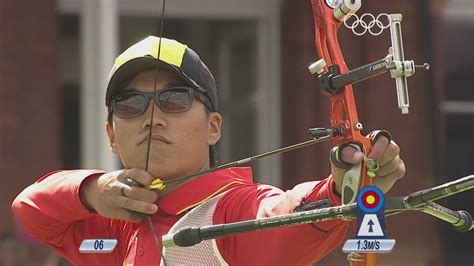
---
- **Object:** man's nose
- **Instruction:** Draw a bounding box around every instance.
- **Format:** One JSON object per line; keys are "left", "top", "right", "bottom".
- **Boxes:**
{"left": 142, "top": 99, "right": 167, "bottom": 128}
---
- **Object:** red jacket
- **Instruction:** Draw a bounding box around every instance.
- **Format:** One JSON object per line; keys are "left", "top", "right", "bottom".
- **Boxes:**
{"left": 12, "top": 167, "right": 349, "bottom": 265}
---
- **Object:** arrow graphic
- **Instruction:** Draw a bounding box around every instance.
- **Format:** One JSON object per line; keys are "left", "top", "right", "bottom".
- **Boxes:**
{"left": 368, "top": 219, "right": 374, "bottom": 232}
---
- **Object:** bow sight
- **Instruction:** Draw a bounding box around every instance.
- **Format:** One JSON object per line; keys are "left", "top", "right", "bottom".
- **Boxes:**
{"left": 308, "top": 13, "right": 430, "bottom": 115}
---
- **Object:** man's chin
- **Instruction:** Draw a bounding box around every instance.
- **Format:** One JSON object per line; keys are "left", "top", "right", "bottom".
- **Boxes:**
{"left": 123, "top": 158, "right": 202, "bottom": 181}
{"left": 147, "top": 166, "right": 177, "bottom": 180}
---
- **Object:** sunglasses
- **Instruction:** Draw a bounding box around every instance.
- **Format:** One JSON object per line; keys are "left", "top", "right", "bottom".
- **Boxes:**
{"left": 110, "top": 86, "right": 213, "bottom": 118}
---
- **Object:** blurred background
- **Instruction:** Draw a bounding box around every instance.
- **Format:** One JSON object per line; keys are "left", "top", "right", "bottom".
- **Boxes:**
{"left": 0, "top": 0, "right": 472, "bottom": 265}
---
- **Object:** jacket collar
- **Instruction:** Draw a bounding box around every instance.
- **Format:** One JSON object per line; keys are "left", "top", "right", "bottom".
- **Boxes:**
{"left": 157, "top": 167, "right": 253, "bottom": 215}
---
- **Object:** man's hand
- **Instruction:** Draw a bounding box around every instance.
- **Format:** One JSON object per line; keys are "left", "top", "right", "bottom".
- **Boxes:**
{"left": 80, "top": 168, "right": 159, "bottom": 223}
{"left": 331, "top": 131, "right": 406, "bottom": 194}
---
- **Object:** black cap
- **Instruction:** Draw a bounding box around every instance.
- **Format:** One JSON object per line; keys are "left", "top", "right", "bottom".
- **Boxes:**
{"left": 105, "top": 36, "right": 217, "bottom": 111}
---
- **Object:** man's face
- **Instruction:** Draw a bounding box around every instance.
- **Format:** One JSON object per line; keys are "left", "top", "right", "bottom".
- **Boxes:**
{"left": 106, "top": 69, "right": 222, "bottom": 180}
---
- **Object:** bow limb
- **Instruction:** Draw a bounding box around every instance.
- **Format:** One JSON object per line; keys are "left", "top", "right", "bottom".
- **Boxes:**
{"left": 310, "top": 0, "right": 373, "bottom": 186}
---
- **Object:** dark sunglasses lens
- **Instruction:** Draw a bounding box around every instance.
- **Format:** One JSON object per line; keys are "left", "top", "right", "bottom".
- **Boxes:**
{"left": 158, "top": 89, "right": 192, "bottom": 112}
{"left": 114, "top": 94, "right": 148, "bottom": 118}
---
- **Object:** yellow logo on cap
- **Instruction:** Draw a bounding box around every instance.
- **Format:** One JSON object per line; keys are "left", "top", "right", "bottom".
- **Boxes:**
{"left": 114, "top": 36, "right": 187, "bottom": 69}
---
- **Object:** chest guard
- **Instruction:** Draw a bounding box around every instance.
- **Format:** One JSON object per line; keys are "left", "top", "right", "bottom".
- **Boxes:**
{"left": 161, "top": 192, "right": 228, "bottom": 265}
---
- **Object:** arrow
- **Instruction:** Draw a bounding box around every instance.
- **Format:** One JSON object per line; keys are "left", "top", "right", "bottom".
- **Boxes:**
{"left": 368, "top": 219, "right": 374, "bottom": 232}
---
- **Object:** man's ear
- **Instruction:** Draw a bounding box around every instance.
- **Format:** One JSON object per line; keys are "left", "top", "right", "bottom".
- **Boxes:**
{"left": 208, "top": 112, "right": 222, "bottom": 145}
{"left": 105, "top": 122, "right": 120, "bottom": 155}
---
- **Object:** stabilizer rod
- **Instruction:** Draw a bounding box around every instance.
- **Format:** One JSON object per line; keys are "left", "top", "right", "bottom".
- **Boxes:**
{"left": 162, "top": 175, "right": 474, "bottom": 248}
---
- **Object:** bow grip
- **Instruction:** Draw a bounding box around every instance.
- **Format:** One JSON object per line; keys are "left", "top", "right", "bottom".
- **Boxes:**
{"left": 332, "top": 131, "right": 392, "bottom": 204}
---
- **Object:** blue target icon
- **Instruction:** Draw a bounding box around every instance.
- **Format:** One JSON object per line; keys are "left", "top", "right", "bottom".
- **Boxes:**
{"left": 356, "top": 186, "right": 384, "bottom": 213}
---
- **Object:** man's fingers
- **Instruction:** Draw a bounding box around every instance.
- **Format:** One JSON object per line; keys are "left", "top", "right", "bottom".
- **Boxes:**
{"left": 118, "top": 196, "right": 158, "bottom": 215}
{"left": 376, "top": 155, "right": 401, "bottom": 176}
{"left": 336, "top": 136, "right": 398, "bottom": 167}
{"left": 367, "top": 135, "right": 390, "bottom": 162}
{"left": 371, "top": 160, "right": 405, "bottom": 193}
{"left": 339, "top": 145, "right": 364, "bottom": 165}
{"left": 122, "top": 186, "right": 159, "bottom": 203}
{"left": 119, "top": 168, "right": 156, "bottom": 187}
{"left": 330, "top": 132, "right": 404, "bottom": 195}
{"left": 378, "top": 140, "right": 401, "bottom": 166}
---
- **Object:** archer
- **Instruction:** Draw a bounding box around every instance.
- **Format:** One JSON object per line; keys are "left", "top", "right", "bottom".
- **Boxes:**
{"left": 12, "top": 36, "right": 405, "bottom": 265}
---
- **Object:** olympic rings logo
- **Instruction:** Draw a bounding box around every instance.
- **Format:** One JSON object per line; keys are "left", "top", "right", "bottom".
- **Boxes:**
{"left": 344, "top": 13, "right": 391, "bottom": 36}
